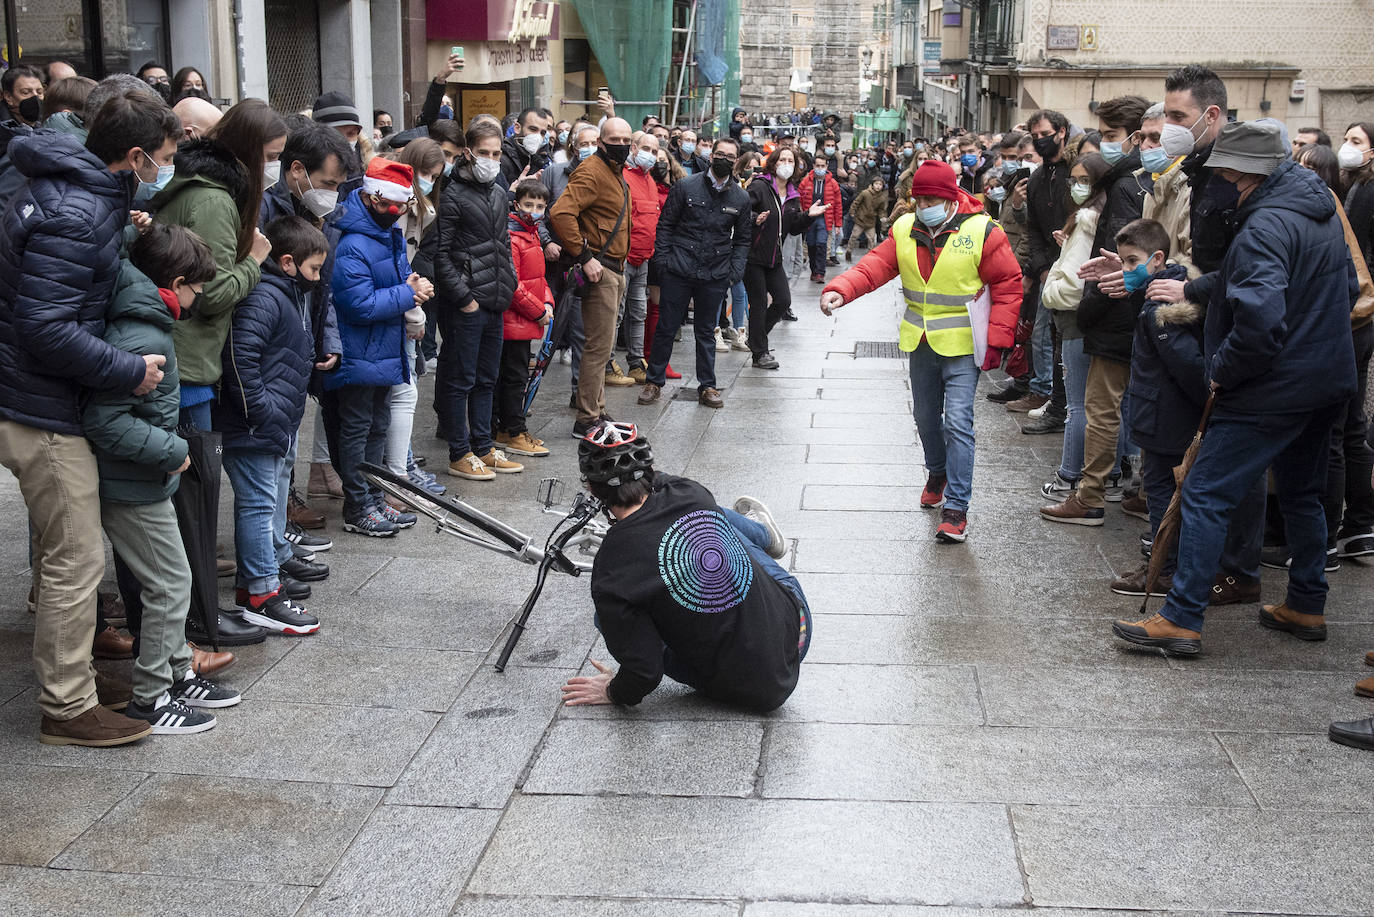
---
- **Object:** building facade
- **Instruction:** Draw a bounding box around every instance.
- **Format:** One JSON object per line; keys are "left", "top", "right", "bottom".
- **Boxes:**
{"left": 739, "top": 0, "right": 887, "bottom": 115}
{"left": 901, "top": 0, "right": 1374, "bottom": 138}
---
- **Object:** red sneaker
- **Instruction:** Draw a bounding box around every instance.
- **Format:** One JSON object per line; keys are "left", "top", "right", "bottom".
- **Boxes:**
{"left": 920, "top": 473, "right": 947, "bottom": 508}
{"left": 936, "top": 508, "right": 968, "bottom": 543}
{"left": 665, "top": 363, "right": 682, "bottom": 380}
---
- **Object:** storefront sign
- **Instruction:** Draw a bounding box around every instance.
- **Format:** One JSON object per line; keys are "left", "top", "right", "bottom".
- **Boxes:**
{"left": 922, "top": 40, "right": 942, "bottom": 74}
{"left": 462, "top": 89, "right": 508, "bottom": 123}
{"left": 428, "top": 0, "right": 560, "bottom": 44}
{"left": 428, "top": 40, "right": 552, "bottom": 84}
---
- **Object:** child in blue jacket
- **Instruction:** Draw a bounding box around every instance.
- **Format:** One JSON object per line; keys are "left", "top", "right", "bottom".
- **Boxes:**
{"left": 325, "top": 159, "right": 435, "bottom": 536}
{"left": 217, "top": 216, "right": 330, "bottom": 635}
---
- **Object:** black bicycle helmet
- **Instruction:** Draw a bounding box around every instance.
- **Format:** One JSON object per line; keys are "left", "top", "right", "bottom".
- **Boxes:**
{"left": 578, "top": 421, "right": 654, "bottom": 486}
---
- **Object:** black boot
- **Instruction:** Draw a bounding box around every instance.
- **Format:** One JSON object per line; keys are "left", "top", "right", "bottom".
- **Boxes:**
{"left": 187, "top": 610, "right": 267, "bottom": 647}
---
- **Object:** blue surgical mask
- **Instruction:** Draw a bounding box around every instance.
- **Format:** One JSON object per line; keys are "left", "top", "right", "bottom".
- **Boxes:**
{"left": 986, "top": 186, "right": 1007, "bottom": 202}
{"left": 1001, "top": 160, "right": 1020, "bottom": 176}
{"left": 1140, "top": 146, "right": 1173, "bottom": 174}
{"left": 577, "top": 146, "right": 595, "bottom": 161}
{"left": 680, "top": 141, "right": 696, "bottom": 156}
{"left": 1099, "top": 141, "right": 1125, "bottom": 165}
{"left": 633, "top": 150, "right": 656, "bottom": 171}
{"left": 1123, "top": 262, "right": 1154, "bottom": 293}
{"left": 418, "top": 175, "right": 435, "bottom": 196}
{"left": 741, "top": 133, "right": 753, "bottom": 144}
{"left": 813, "top": 164, "right": 827, "bottom": 175}
{"left": 866, "top": 158, "right": 876, "bottom": 167}
{"left": 558, "top": 129, "right": 569, "bottom": 145}
{"left": 960, "top": 153, "right": 978, "bottom": 169}
{"left": 133, "top": 152, "right": 175, "bottom": 204}
{"left": 443, "top": 160, "right": 454, "bottom": 177}
{"left": 917, "top": 201, "right": 950, "bottom": 228}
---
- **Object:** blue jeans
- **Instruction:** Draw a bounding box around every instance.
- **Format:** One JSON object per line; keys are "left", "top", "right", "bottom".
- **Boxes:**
{"left": 274, "top": 435, "right": 298, "bottom": 568}
{"left": 178, "top": 400, "right": 212, "bottom": 431}
{"left": 908, "top": 343, "right": 979, "bottom": 513}
{"left": 223, "top": 447, "right": 288, "bottom": 595}
{"left": 717, "top": 280, "right": 747, "bottom": 331}
{"left": 437, "top": 305, "right": 503, "bottom": 460}
{"left": 1058, "top": 338, "right": 1124, "bottom": 483}
{"left": 1142, "top": 448, "right": 1265, "bottom": 580}
{"left": 1029, "top": 300, "right": 1054, "bottom": 397}
{"left": 1160, "top": 405, "right": 1340, "bottom": 633}
{"left": 648, "top": 272, "right": 726, "bottom": 392}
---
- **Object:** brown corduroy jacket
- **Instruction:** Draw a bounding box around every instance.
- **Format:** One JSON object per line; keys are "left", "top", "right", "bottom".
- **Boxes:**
{"left": 548, "top": 151, "right": 631, "bottom": 267}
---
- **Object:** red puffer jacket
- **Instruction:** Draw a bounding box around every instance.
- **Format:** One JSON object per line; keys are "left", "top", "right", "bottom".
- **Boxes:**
{"left": 822, "top": 189, "right": 1022, "bottom": 350}
{"left": 505, "top": 215, "right": 554, "bottom": 341}
{"left": 624, "top": 165, "right": 660, "bottom": 266}
{"left": 798, "top": 170, "right": 843, "bottom": 230}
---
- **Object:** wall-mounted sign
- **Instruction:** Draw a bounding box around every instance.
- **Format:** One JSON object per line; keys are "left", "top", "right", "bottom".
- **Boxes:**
{"left": 922, "top": 39, "right": 942, "bottom": 74}
{"left": 510, "top": 0, "right": 555, "bottom": 47}
{"left": 1079, "top": 25, "right": 1099, "bottom": 51}
{"left": 428, "top": 0, "right": 560, "bottom": 44}
{"left": 1046, "top": 25, "right": 1078, "bottom": 50}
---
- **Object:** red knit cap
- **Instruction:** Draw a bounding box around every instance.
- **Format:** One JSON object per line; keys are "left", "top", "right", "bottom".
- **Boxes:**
{"left": 908, "top": 160, "right": 959, "bottom": 202}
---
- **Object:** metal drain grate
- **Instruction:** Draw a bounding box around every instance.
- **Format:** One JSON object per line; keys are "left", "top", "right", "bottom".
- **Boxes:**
{"left": 854, "top": 341, "right": 904, "bottom": 359}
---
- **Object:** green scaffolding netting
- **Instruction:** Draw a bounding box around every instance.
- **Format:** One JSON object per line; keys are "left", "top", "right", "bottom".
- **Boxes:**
{"left": 570, "top": 0, "right": 673, "bottom": 128}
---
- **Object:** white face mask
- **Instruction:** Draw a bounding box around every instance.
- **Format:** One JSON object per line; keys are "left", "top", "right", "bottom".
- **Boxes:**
{"left": 472, "top": 157, "right": 501, "bottom": 184}
{"left": 302, "top": 188, "right": 338, "bottom": 218}
{"left": 1160, "top": 112, "right": 1206, "bottom": 158}
{"left": 776, "top": 163, "right": 794, "bottom": 181}
{"left": 1338, "top": 142, "right": 1370, "bottom": 170}
{"left": 522, "top": 132, "right": 544, "bottom": 155}
{"left": 263, "top": 161, "right": 282, "bottom": 185}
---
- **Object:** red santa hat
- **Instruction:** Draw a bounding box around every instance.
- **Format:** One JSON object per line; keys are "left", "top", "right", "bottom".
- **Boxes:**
{"left": 363, "top": 159, "right": 414, "bottom": 213}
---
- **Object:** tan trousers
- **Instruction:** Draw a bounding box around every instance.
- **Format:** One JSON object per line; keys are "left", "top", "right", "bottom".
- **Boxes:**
{"left": 0, "top": 420, "right": 102, "bottom": 719}
{"left": 1078, "top": 357, "right": 1130, "bottom": 508}
{"left": 576, "top": 267, "right": 628, "bottom": 424}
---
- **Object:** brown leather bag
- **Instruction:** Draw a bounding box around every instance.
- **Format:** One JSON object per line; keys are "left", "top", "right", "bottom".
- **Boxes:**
{"left": 1332, "top": 188, "right": 1374, "bottom": 327}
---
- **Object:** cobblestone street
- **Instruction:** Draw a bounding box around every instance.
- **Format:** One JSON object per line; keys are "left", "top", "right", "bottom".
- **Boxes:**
{"left": 2, "top": 274, "right": 1373, "bottom": 915}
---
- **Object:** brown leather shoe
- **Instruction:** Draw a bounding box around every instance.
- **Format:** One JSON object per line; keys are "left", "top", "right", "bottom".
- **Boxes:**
{"left": 40, "top": 704, "right": 151, "bottom": 747}
{"left": 698, "top": 387, "right": 725, "bottom": 409}
{"left": 1357, "top": 676, "right": 1374, "bottom": 698}
{"left": 637, "top": 382, "right": 662, "bottom": 405}
{"left": 1209, "top": 574, "right": 1261, "bottom": 606}
{"left": 288, "top": 488, "right": 326, "bottom": 530}
{"left": 1366, "top": 650, "right": 1374, "bottom": 667}
{"left": 1259, "top": 602, "right": 1327, "bottom": 641}
{"left": 1040, "top": 493, "right": 1105, "bottom": 526}
{"left": 1109, "top": 561, "right": 1171, "bottom": 597}
{"left": 92, "top": 625, "right": 134, "bottom": 660}
{"left": 190, "top": 643, "right": 236, "bottom": 677}
{"left": 216, "top": 556, "right": 237, "bottom": 577}
{"left": 94, "top": 671, "right": 132, "bottom": 711}
{"left": 1005, "top": 392, "right": 1049, "bottom": 413}
{"left": 308, "top": 461, "right": 344, "bottom": 499}
{"left": 1112, "top": 613, "right": 1202, "bottom": 656}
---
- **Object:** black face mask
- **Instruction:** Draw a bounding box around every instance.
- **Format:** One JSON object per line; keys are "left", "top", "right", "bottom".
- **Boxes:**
{"left": 378, "top": 125, "right": 393, "bottom": 137}
{"left": 710, "top": 157, "right": 733, "bottom": 179}
{"left": 1032, "top": 133, "right": 1061, "bottom": 161}
{"left": 182, "top": 291, "right": 202, "bottom": 320}
{"left": 369, "top": 206, "right": 402, "bottom": 229}
{"left": 650, "top": 161, "right": 668, "bottom": 181}
{"left": 601, "top": 143, "right": 630, "bottom": 165}
{"left": 151, "top": 82, "right": 171, "bottom": 104}
{"left": 17, "top": 95, "right": 40, "bottom": 123}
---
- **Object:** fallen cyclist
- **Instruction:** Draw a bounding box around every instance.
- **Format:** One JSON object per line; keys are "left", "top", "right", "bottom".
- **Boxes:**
{"left": 561, "top": 422, "right": 811, "bottom": 711}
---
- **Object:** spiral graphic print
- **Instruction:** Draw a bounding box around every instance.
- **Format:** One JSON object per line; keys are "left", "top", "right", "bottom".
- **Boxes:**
{"left": 657, "top": 509, "right": 755, "bottom": 613}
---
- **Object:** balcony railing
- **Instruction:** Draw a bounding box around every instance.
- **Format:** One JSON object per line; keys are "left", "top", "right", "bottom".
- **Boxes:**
{"left": 967, "top": 0, "right": 1016, "bottom": 64}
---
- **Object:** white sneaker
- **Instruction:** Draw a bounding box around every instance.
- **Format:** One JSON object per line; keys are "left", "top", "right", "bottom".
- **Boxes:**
{"left": 1028, "top": 402, "right": 1048, "bottom": 419}
{"left": 558, "top": 350, "right": 572, "bottom": 366}
{"left": 722, "top": 326, "right": 740, "bottom": 345}
{"left": 730, "top": 327, "right": 751, "bottom": 351}
{"left": 714, "top": 329, "right": 729, "bottom": 353}
{"left": 733, "top": 496, "right": 787, "bottom": 559}
{"left": 1040, "top": 472, "right": 1078, "bottom": 503}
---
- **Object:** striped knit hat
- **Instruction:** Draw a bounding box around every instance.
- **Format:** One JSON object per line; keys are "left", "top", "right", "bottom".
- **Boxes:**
{"left": 312, "top": 91, "right": 362, "bottom": 129}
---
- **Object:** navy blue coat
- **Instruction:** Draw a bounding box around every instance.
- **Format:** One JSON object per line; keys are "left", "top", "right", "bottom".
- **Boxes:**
{"left": 1127, "top": 264, "right": 1206, "bottom": 455}
{"left": 1200, "top": 160, "right": 1357, "bottom": 416}
{"left": 325, "top": 189, "right": 416, "bottom": 390}
{"left": 0, "top": 131, "right": 144, "bottom": 435}
{"left": 258, "top": 178, "right": 342, "bottom": 392}
{"left": 214, "top": 264, "right": 313, "bottom": 456}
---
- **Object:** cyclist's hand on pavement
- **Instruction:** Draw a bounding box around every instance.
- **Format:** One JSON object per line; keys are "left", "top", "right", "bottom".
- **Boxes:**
{"left": 820, "top": 291, "right": 844, "bottom": 315}
{"left": 561, "top": 659, "right": 614, "bottom": 706}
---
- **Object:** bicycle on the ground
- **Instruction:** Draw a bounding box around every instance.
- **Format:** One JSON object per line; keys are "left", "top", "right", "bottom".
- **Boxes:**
{"left": 359, "top": 463, "right": 608, "bottom": 670}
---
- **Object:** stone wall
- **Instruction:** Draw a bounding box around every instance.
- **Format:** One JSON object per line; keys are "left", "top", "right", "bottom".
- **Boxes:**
{"left": 739, "top": 0, "right": 883, "bottom": 116}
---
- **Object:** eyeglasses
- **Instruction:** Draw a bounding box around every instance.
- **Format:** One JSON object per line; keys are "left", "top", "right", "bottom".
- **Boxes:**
{"left": 713, "top": 153, "right": 738, "bottom": 163}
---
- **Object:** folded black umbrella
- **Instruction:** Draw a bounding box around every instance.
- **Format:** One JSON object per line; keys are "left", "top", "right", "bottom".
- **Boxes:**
{"left": 171, "top": 425, "right": 223, "bottom": 647}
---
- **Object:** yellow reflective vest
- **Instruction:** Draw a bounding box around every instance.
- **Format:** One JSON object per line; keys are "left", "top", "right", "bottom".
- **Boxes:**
{"left": 893, "top": 211, "right": 990, "bottom": 355}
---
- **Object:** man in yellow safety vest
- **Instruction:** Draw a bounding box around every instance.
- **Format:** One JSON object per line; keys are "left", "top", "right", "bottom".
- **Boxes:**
{"left": 820, "top": 160, "right": 1022, "bottom": 542}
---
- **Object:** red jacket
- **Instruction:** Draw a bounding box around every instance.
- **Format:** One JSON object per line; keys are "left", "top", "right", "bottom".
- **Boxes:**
{"left": 624, "top": 165, "right": 660, "bottom": 266}
{"left": 505, "top": 215, "right": 554, "bottom": 341}
{"left": 823, "top": 190, "right": 1022, "bottom": 350}
{"left": 799, "top": 170, "right": 843, "bottom": 230}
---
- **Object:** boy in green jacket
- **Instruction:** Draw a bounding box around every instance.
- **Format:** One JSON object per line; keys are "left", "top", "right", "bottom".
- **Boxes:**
{"left": 82, "top": 225, "right": 239, "bottom": 735}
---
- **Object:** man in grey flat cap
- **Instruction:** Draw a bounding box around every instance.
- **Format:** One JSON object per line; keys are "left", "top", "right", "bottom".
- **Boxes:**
{"left": 1113, "top": 119, "right": 1358, "bottom": 658}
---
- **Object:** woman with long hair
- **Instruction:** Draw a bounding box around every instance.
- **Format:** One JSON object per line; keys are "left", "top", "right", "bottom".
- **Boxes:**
{"left": 1340, "top": 122, "right": 1374, "bottom": 266}
{"left": 170, "top": 66, "right": 209, "bottom": 102}
{"left": 743, "top": 146, "right": 825, "bottom": 370}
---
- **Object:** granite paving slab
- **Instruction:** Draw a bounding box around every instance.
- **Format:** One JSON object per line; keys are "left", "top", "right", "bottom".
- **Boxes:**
{"left": 0, "top": 865, "right": 311, "bottom": 917}
{"left": 0, "top": 765, "right": 147, "bottom": 866}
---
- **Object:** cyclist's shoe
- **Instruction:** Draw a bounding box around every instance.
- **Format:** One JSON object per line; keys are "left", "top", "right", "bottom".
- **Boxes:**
{"left": 733, "top": 496, "right": 787, "bottom": 559}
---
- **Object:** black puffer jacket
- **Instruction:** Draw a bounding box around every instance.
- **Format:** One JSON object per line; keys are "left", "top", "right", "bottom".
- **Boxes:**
{"left": 1075, "top": 153, "right": 1153, "bottom": 363}
{"left": 434, "top": 167, "right": 516, "bottom": 313}
{"left": 653, "top": 171, "right": 752, "bottom": 284}
{"left": 746, "top": 175, "right": 810, "bottom": 269}
{"left": 0, "top": 131, "right": 144, "bottom": 434}
{"left": 1025, "top": 158, "right": 1071, "bottom": 278}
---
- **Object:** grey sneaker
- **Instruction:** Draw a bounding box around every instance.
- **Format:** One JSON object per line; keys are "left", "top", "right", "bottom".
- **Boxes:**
{"left": 733, "top": 496, "right": 787, "bottom": 559}
{"left": 1105, "top": 473, "right": 1125, "bottom": 503}
{"left": 1020, "top": 411, "right": 1066, "bottom": 435}
{"left": 1040, "top": 471, "right": 1078, "bottom": 503}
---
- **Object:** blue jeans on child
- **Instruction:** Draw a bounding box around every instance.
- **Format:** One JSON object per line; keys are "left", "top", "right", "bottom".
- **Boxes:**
{"left": 908, "top": 343, "right": 979, "bottom": 513}
{"left": 223, "top": 446, "right": 289, "bottom": 596}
